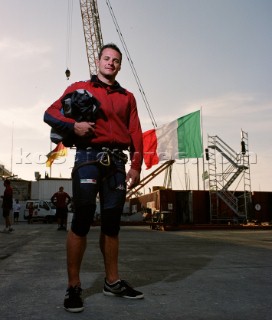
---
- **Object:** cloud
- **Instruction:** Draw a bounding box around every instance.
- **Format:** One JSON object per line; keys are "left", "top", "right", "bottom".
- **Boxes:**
{"left": 0, "top": 37, "right": 51, "bottom": 59}
{"left": 144, "top": 91, "right": 270, "bottom": 126}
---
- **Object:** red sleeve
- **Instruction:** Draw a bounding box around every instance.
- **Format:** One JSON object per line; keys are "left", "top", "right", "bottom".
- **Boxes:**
{"left": 44, "top": 82, "right": 88, "bottom": 134}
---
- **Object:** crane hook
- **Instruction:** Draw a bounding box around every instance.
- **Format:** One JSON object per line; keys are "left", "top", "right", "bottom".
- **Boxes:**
{"left": 65, "top": 68, "right": 71, "bottom": 80}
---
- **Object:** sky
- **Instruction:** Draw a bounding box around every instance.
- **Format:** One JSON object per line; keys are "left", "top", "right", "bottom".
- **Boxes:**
{"left": 0, "top": 0, "right": 271, "bottom": 192}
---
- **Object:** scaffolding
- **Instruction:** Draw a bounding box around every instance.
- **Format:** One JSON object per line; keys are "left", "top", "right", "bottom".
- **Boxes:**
{"left": 206, "top": 130, "right": 252, "bottom": 223}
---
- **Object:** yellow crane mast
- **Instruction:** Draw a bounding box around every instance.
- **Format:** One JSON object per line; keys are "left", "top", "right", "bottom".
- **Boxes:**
{"left": 79, "top": 0, "right": 104, "bottom": 76}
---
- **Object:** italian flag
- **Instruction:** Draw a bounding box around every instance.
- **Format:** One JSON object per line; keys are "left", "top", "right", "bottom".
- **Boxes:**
{"left": 143, "top": 110, "right": 203, "bottom": 169}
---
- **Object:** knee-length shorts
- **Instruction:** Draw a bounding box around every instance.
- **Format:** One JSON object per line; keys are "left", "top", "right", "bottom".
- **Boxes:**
{"left": 71, "top": 148, "right": 127, "bottom": 237}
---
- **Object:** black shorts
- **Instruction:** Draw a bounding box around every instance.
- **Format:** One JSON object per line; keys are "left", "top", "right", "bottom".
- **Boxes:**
{"left": 73, "top": 148, "right": 127, "bottom": 212}
{"left": 14, "top": 212, "right": 19, "bottom": 218}
{"left": 3, "top": 209, "right": 11, "bottom": 218}
{"left": 71, "top": 148, "right": 127, "bottom": 236}
{"left": 56, "top": 207, "right": 68, "bottom": 219}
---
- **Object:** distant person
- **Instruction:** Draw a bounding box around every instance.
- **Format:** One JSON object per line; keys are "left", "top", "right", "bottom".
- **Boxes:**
{"left": 27, "top": 202, "right": 34, "bottom": 224}
{"left": 51, "top": 187, "right": 71, "bottom": 230}
{"left": 13, "top": 199, "right": 21, "bottom": 224}
{"left": 1, "top": 179, "right": 14, "bottom": 232}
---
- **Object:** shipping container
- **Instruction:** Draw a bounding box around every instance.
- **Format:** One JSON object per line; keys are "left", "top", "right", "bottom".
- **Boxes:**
{"left": 251, "top": 191, "right": 272, "bottom": 222}
{"left": 191, "top": 190, "right": 210, "bottom": 224}
{"left": 130, "top": 189, "right": 210, "bottom": 226}
{"left": 31, "top": 179, "right": 72, "bottom": 200}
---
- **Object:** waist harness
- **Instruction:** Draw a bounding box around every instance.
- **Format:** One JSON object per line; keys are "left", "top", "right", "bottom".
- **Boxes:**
{"left": 71, "top": 147, "right": 128, "bottom": 179}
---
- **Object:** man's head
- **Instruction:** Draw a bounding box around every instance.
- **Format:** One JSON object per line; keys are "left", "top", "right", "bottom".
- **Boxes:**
{"left": 96, "top": 43, "right": 122, "bottom": 83}
{"left": 98, "top": 43, "right": 122, "bottom": 64}
{"left": 4, "top": 179, "right": 10, "bottom": 187}
{"left": 59, "top": 186, "right": 64, "bottom": 192}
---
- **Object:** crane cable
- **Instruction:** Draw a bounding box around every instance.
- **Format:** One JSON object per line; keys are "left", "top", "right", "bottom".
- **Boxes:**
{"left": 65, "top": 0, "right": 73, "bottom": 79}
{"left": 105, "top": 0, "right": 157, "bottom": 128}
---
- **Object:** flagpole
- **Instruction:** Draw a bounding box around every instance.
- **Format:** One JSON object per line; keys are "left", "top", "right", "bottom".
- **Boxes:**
{"left": 200, "top": 106, "right": 205, "bottom": 190}
{"left": 197, "top": 158, "right": 199, "bottom": 190}
{"left": 183, "top": 159, "right": 187, "bottom": 190}
{"left": 10, "top": 121, "right": 14, "bottom": 176}
{"left": 49, "top": 141, "right": 52, "bottom": 178}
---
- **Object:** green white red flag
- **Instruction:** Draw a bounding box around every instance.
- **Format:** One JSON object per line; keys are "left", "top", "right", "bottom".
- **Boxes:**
{"left": 143, "top": 110, "right": 203, "bottom": 169}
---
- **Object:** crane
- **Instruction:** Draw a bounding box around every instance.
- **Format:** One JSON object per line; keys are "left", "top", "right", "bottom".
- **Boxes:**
{"left": 79, "top": 0, "right": 103, "bottom": 76}
{"left": 78, "top": 0, "right": 157, "bottom": 128}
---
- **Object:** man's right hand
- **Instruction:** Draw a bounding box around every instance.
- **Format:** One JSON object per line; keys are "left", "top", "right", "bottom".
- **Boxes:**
{"left": 74, "top": 122, "right": 95, "bottom": 137}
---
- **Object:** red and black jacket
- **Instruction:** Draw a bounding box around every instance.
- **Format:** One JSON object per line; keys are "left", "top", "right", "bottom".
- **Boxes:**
{"left": 44, "top": 76, "right": 143, "bottom": 172}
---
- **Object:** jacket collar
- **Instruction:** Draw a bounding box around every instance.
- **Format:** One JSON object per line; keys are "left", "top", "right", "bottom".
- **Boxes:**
{"left": 90, "top": 75, "right": 126, "bottom": 94}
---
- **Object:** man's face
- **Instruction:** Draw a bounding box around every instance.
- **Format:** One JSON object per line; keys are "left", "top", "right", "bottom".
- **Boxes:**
{"left": 97, "top": 48, "right": 121, "bottom": 80}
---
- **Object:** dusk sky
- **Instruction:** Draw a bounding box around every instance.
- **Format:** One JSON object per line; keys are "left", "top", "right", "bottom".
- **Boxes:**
{"left": 0, "top": 0, "right": 271, "bottom": 191}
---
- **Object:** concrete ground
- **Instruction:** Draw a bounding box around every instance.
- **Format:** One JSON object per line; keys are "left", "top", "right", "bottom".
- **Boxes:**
{"left": 0, "top": 222, "right": 272, "bottom": 320}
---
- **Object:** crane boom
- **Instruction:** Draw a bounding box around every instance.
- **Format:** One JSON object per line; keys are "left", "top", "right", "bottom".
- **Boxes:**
{"left": 126, "top": 160, "right": 175, "bottom": 200}
{"left": 79, "top": 0, "right": 103, "bottom": 76}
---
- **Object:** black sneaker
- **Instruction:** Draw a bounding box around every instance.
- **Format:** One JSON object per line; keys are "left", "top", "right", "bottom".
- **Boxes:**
{"left": 64, "top": 286, "right": 84, "bottom": 313}
{"left": 103, "top": 279, "right": 144, "bottom": 299}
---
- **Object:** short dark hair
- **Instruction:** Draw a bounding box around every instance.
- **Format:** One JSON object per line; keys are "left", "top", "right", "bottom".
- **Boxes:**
{"left": 98, "top": 43, "right": 122, "bottom": 63}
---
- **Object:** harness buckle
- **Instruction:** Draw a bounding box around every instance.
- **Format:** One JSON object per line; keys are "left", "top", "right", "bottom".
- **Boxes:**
{"left": 101, "top": 147, "right": 128, "bottom": 165}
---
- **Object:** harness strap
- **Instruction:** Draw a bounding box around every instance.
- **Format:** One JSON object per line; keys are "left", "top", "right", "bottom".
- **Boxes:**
{"left": 71, "top": 160, "right": 99, "bottom": 177}
{"left": 72, "top": 160, "right": 126, "bottom": 180}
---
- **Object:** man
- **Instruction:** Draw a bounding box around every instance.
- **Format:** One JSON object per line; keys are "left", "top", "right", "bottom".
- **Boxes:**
{"left": 1, "top": 179, "right": 14, "bottom": 232}
{"left": 51, "top": 186, "right": 71, "bottom": 230}
{"left": 44, "top": 43, "right": 144, "bottom": 313}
